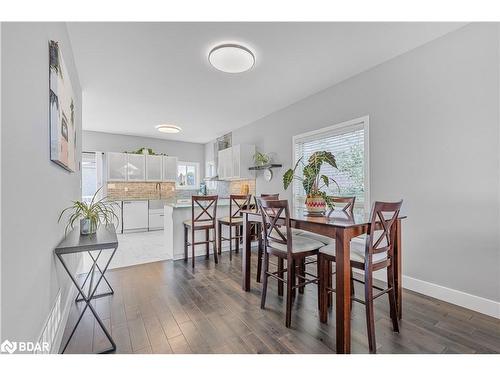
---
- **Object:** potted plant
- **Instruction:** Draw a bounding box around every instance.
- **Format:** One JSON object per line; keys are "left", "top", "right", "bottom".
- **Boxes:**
{"left": 283, "top": 151, "right": 339, "bottom": 215}
{"left": 58, "top": 188, "right": 119, "bottom": 235}
{"left": 253, "top": 151, "right": 271, "bottom": 167}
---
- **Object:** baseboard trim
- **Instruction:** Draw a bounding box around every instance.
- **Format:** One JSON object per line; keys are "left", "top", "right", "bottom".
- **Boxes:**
{"left": 368, "top": 270, "right": 500, "bottom": 319}
{"left": 51, "top": 282, "right": 78, "bottom": 354}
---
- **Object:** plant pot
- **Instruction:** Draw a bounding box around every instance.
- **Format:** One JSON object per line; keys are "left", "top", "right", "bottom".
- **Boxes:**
{"left": 80, "top": 218, "right": 97, "bottom": 235}
{"left": 305, "top": 196, "right": 326, "bottom": 216}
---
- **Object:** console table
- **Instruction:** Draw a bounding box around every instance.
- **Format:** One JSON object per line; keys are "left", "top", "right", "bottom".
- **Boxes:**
{"left": 55, "top": 225, "right": 118, "bottom": 354}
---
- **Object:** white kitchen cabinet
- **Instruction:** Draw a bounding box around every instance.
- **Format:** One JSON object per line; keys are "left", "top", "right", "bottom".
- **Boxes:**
{"left": 122, "top": 200, "right": 148, "bottom": 232}
{"left": 127, "top": 154, "right": 146, "bottom": 181}
{"left": 217, "top": 144, "right": 255, "bottom": 180}
{"left": 146, "top": 155, "right": 163, "bottom": 181}
{"left": 107, "top": 152, "right": 128, "bottom": 181}
{"left": 163, "top": 156, "right": 178, "bottom": 182}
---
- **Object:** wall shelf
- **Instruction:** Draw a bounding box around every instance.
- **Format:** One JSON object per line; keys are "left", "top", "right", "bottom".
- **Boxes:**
{"left": 248, "top": 164, "right": 282, "bottom": 170}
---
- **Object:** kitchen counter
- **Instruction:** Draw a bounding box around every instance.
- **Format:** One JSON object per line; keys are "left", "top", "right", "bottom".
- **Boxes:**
{"left": 165, "top": 198, "right": 231, "bottom": 208}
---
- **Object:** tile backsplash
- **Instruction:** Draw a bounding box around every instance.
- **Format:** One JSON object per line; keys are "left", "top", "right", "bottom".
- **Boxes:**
{"left": 107, "top": 179, "right": 256, "bottom": 201}
{"left": 107, "top": 182, "right": 176, "bottom": 200}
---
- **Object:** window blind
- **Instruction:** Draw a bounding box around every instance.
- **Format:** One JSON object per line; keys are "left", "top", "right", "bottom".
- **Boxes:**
{"left": 293, "top": 123, "right": 366, "bottom": 207}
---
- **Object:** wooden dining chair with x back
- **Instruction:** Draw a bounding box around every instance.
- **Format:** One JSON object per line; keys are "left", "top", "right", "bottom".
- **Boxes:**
{"left": 318, "top": 200, "right": 403, "bottom": 353}
{"left": 257, "top": 198, "right": 325, "bottom": 328}
{"left": 183, "top": 195, "right": 219, "bottom": 268}
{"left": 217, "top": 194, "right": 252, "bottom": 261}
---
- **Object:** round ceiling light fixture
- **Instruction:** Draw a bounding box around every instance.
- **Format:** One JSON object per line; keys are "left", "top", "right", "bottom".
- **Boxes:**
{"left": 155, "top": 124, "right": 182, "bottom": 134}
{"left": 208, "top": 43, "right": 255, "bottom": 73}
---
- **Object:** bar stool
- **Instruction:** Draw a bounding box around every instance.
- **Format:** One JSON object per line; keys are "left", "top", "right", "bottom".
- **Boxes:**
{"left": 183, "top": 195, "right": 219, "bottom": 268}
{"left": 318, "top": 200, "right": 403, "bottom": 353}
{"left": 217, "top": 194, "right": 251, "bottom": 261}
{"left": 257, "top": 198, "right": 324, "bottom": 328}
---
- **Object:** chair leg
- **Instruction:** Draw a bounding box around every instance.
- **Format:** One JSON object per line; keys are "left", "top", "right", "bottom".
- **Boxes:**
{"left": 205, "top": 228, "right": 209, "bottom": 259}
{"left": 319, "top": 255, "right": 328, "bottom": 323}
{"left": 350, "top": 267, "right": 354, "bottom": 310}
{"left": 364, "top": 267, "right": 376, "bottom": 353}
{"left": 191, "top": 228, "right": 195, "bottom": 269}
{"left": 213, "top": 227, "right": 218, "bottom": 264}
{"left": 183, "top": 224, "right": 188, "bottom": 262}
{"left": 317, "top": 255, "right": 322, "bottom": 311}
{"left": 327, "top": 261, "right": 333, "bottom": 308}
{"left": 260, "top": 250, "right": 270, "bottom": 309}
{"left": 387, "top": 263, "right": 399, "bottom": 332}
{"left": 235, "top": 225, "right": 239, "bottom": 253}
{"left": 256, "top": 233, "right": 263, "bottom": 283}
{"left": 217, "top": 222, "right": 222, "bottom": 255}
{"left": 298, "top": 258, "right": 305, "bottom": 294}
{"left": 277, "top": 258, "right": 284, "bottom": 297}
{"left": 285, "top": 257, "right": 295, "bottom": 328}
{"left": 229, "top": 225, "right": 233, "bottom": 261}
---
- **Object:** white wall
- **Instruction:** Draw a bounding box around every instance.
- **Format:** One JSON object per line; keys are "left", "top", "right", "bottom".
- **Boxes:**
{"left": 210, "top": 24, "right": 500, "bottom": 309}
{"left": 1, "top": 23, "right": 82, "bottom": 344}
{"left": 82, "top": 130, "right": 205, "bottom": 177}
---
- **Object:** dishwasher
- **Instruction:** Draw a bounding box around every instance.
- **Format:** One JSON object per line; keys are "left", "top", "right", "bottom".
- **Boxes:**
{"left": 122, "top": 200, "right": 149, "bottom": 232}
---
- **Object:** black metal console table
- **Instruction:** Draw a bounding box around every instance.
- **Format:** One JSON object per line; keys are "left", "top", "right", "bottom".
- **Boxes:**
{"left": 55, "top": 225, "right": 118, "bottom": 354}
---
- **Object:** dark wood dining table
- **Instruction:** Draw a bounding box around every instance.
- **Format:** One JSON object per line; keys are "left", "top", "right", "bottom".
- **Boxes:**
{"left": 241, "top": 206, "right": 406, "bottom": 354}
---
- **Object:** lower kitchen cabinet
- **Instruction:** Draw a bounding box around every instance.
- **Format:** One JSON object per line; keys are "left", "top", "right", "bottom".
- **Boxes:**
{"left": 122, "top": 200, "right": 149, "bottom": 232}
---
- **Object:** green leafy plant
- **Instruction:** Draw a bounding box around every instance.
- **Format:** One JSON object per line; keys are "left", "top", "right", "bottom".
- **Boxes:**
{"left": 283, "top": 151, "right": 340, "bottom": 209}
{"left": 58, "top": 188, "right": 119, "bottom": 235}
{"left": 253, "top": 151, "right": 271, "bottom": 166}
{"left": 125, "top": 148, "right": 166, "bottom": 156}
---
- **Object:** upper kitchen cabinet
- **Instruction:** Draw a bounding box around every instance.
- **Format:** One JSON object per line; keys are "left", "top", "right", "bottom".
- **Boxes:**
{"left": 107, "top": 152, "right": 128, "bottom": 181}
{"left": 127, "top": 154, "right": 146, "bottom": 181}
{"left": 218, "top": 144, "right": 255, "bottom": 180}
{"left": 146, "top": 155, "right": 163, "bottom": 181}
{"left": 163, "top": 156, "right": 178, "bottom": 182}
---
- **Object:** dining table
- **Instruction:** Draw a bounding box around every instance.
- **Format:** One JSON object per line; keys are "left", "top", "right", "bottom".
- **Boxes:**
{"left": 241, "top": 206, "right": 406, "bottom": 354}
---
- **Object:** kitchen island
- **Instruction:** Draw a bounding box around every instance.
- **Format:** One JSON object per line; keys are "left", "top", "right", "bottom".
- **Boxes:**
{"left": 164, "top": 199, "right": 234, "bottom": 260}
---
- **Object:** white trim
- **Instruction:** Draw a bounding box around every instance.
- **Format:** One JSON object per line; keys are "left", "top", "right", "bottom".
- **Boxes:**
{"left": 175, "top": 161, "right": 201, "bottom": 190}
{"left": 291, "top": 115, "right": 370, "bottom": 211}
{"left": 50, "top": 283, "right": 78, "bottom": 354}
{"left": 364, "top": 270, "right": 500, "bottom": 319}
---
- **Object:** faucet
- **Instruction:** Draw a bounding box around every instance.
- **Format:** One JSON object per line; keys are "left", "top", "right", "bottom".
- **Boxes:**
{"left": 155, "top": 182, "right": 161, "bottom": 199}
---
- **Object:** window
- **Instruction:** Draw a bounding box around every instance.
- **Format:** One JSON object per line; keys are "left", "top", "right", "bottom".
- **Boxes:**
{"left": 176, "top": 161, "right": 200, "bottom": 190}
{"left": 292, "top": 116, "right": 369, "bottom": 210}
{"left": 82, "top": 152, "right": 97, "bottom": 202}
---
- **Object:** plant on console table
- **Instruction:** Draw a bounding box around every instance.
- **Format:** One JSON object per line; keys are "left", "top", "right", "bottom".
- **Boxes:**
{"left": 283, "top": 151, "right": 339, "bottom": 215}
{"left": 58, "top": 188, "right": 119, "bottom": 235}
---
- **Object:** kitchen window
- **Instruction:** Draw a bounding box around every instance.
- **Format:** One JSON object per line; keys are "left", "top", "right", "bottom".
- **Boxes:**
{"left": 176, "top": 161, "right": 200, "bottom": 190}
{"left": 292, "top": 116, "right": 369, "bottom": 210}
{"left": 82, "top": 152, "right": 97, "bottom": 202}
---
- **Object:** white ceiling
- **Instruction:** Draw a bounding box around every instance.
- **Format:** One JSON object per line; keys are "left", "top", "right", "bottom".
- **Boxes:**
{"left": 68, "top": 22, "right": 465, "bottom": 144}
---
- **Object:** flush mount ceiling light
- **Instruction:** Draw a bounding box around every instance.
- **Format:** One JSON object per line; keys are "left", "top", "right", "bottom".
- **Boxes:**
{"left": 155, "top": 124, "right": 182, "bottom": 134}
{"left": 208, "top": 43, "right": 255, "bottom": 73}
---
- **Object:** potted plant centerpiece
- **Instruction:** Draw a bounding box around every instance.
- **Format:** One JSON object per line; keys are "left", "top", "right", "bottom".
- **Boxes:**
{"left": 58, "top": 188, "right": 119, "bottom": 235}
{"left": 283, "top": 151, "right": 339, "bottom": 216}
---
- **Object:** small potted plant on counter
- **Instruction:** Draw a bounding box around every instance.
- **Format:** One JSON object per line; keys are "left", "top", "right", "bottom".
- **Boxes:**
{"left": 58, "top": 188, "right": 119, "bottom": 235}
{"left": 283, "top": 151, "right": 339, "bottom": 216}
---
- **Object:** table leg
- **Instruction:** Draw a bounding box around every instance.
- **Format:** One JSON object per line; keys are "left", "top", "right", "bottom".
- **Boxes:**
{"left": 242, "top": 213, "right": 251, "bottom": 291}
{"left": 76, "top": 250, "right": 114, "bottom": 302}
{"left": 394, "top": 219, "right": 402, "bottom": 320}
{"left": 57, "top": 247, "right": 117, "bottom": 354}
{"left": 335, "top": 229, "right": 351, "bottom": 354}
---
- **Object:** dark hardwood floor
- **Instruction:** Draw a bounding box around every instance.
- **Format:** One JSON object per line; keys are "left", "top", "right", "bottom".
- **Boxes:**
{"left": 60, "top": 249, "right": 500, "bottom": 354}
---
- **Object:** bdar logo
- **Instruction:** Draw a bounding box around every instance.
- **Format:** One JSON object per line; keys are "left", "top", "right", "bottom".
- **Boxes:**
{"left": 1, "top": 340, "right": 17, "bottom": 354}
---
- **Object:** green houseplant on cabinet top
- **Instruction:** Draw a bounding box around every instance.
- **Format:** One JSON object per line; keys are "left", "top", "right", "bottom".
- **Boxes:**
{"left": 58, "top": 188, "right": 119, "bottom": 235}
{"left": 283, "top": 151, "right": 339, "bottom": 215}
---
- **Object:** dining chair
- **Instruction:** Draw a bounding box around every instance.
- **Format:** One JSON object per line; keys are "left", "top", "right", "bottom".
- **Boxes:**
{"left": 318, "top": 200, "right": 403, "bottom": 353}
{"left": 257, "top": 198, "right": 325, "bottom": 328}
{"left": 183, "top": 195, "right": 219, "bottom": 268}
{"left": 255, "top": 193, "right": 280, "bottom": 282}
{"left": 217, "top": 194, "right": 252, "bottom": 261}
{"left": 327, "top": 196, "right": 356, "bottom": 216}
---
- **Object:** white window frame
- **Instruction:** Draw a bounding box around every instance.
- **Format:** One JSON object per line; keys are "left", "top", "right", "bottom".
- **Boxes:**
{"left": 291, "top": 115, "right": 370, "bottom": 212}
{"left": 176, "top": 161, "right": 201, "bottom": 190}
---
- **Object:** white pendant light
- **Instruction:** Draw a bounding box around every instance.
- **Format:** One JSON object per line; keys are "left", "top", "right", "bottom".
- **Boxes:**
{"left": 208, "top": 44, "right": 255, "bottom": 73}
{"left": 155, "top": 124, "right": 182, "bottom": 134}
